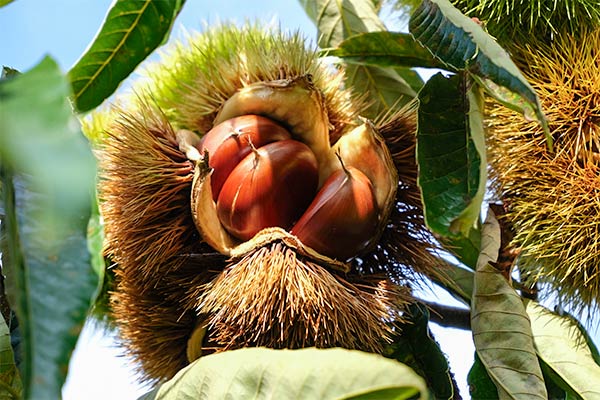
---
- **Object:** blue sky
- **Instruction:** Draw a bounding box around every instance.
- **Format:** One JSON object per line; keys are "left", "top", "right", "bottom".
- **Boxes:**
{"left": 1, "top": 1, "right": 598, "bottom": 399}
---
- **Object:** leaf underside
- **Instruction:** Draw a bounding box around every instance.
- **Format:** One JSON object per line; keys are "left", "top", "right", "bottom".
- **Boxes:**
{"left": 143, "top": 347, "right": 429, "bottom": 400}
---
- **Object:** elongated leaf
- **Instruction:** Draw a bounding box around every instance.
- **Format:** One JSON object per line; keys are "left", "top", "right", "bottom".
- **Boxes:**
{"left": 69, "top": 0, "right": 186, "bottom": 112}
{"left": 299, "top": 0, "right": 384, "bottom": 48}
{"left": 471, "top": 210, "right": 547, "bottom": 399}
{"left": 0, "top": 57, "right": 98, "bottom": 399}
{"left": 300, "top": 0, "right": 416, "bottom": 118}
{"left": 0, "top": 312, "right": 21, "bottom": 399}
{"left": 143, "top": 348, "right": 428, "bottom": 399}
{"left": 0, "top": 0, "right": 14, "bottom": 7}
{"left": 409, "top": 0, "right": 551, "bottom": 149}
{"left": 324, "top": 31, "right": 445, "bottom": 69}
{"left": 416, "top": 72, "right": 486, "bottom": 237}
{"left": 527, "top": 301, "right": 600, "bottom": 399}
{"left": 385, "top": 303, "right": 454, "bottom": 399}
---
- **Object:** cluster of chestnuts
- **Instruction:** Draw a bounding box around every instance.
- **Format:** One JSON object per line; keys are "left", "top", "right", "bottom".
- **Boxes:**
{"left": 200, "top": 114, "right": 379, "bottom": 260}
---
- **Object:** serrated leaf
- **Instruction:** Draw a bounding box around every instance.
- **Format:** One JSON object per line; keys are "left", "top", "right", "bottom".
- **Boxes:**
{"left": 0, "top": 57, "right": 98, "bottom": 400}
{"left": 69, "top": 0, "right": 186, "bottom": 112}
{"left": 324, "top": 31, "right": 445, "bottom": 69}
{"left": 471, "top": 209, "right": 547, "bottom": 399}
{"left": 0, "top": 312, "right": 22, "bottom": 399}
{"left": 385, "top": 303, "right": 454, "bottom": 399}
{"left": 299, "top": 0, "right": 385, "bottom": 48}
{"left": 409, "top": 0, "right": 551, "bottom": 149}
{"left": 416, "top": 72, "right": 486, "bottom": 238}
{"left": 300, "top": 0, "right": 415, "bottom": 118}
{"left": 527, "top": 301, "right": 600, "bottom": 399}
{"left": 143, "top": 348, "right": 429, "bottom": 400}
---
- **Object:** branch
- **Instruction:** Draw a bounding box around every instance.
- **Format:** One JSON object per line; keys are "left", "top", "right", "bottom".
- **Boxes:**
{"left": 421, "top": 300, "right": 471, "bottom": 330}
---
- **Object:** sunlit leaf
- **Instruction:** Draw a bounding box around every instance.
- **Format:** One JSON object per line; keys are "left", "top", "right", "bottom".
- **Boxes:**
{"left": 0, "top": 57, "right": 95, "bottom": 229}
{"left": 471, "top": 210, "right": 547, "bottom": 399}
{"left": 299, "top": 0, "right": 384, "bottom": 48}
{"left": 347, "top": 64, "right": 416, "bottom": 119}
{"left": 300, "top": 0, "right": 416, "bottom": 119}
{"left": 409, "top": 0, "right": 551, "bottom": 149}
{"left": 527, "top": 301, "right": 600, "bottom": 399}
{"left": 416, "top": 72, "right": 486, "bottom": 237}
{"left": 0, "top": 0, "right": 14, "bottom": 8}
{"left": 142, "top": 348, "right": 429, "bottom": 399}
{"left": 323, "top": 31, "right": 444, "bottom": 69}
{"left": 0, "top": 57, "right": 98, "bottom": 399}
{"left": 0, "top": 312, "right": 21, "bottom": 399}
{"left": 69, "top": 0, "right": 186, "bottom": 112}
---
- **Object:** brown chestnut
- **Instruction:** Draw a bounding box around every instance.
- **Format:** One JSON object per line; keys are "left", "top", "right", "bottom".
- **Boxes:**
{"left": 217, "top": 139, "right": 318, "bottom": 241}
{"left": 200, "top": 115, "right": 291, "bottom": 200}
{"left": 290, "top": 166, "right": 379, "bottom": 260}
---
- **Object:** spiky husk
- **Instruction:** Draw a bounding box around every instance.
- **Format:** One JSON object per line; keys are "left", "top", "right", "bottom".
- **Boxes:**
{"left": 451, "top": 0, "right": 600, "bottom": 44}
{"left": 98, "top": 102, "right": 223, "bottom": 380}
{"left": 487, "top": 28, "right": 600, "bottom": 310}
{"left": 145, "top": 23, "right": 359, "bottom": 143}
{"left": 192, "top": 242, "right": 408, "bottom": 352}
{"left": 98, "top": 24, "right": 443, "bottom": 382}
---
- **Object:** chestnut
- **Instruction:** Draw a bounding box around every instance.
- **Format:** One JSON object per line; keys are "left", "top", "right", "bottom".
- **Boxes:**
{"left": 200, "top": 115, "right": 291, "bottom": 200}
{"left": 217, "top": 139, "right": 318, "bottom": 241}
{"left": 290, "top": 166, "right": 379, "bottom": 260}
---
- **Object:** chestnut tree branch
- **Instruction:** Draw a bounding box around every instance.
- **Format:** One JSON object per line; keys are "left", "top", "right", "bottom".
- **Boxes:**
{"left": 420, "top": 300, "right": 472, "bottom": 330}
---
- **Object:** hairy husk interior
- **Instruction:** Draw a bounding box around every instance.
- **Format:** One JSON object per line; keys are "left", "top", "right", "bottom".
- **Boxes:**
{"left": 487, "top": 28, "right": 600, "bottom": 311}
{"left": 97, "top": 24, "right": 443, "bottom": 382}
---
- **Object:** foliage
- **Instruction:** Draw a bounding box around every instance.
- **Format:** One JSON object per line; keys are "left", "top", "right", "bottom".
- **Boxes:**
{"left": 0, "top": 0, "right": 599, "bottom": 399}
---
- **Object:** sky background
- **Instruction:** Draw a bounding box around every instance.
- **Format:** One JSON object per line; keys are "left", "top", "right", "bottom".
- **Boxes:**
{"left": 1, "top": 1, "right": 598, "bottom": 399}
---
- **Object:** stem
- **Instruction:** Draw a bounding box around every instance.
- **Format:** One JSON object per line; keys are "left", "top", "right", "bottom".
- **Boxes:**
{"left": 421, "top": 300, "right": 472, "bottom": 330}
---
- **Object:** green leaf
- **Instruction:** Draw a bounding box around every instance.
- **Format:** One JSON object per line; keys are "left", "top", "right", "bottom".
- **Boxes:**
{"left": 299, "top": 0, "right": 385, "bottom": 48}
{"left": 300, "top": 0, "right": 416, "bottom": 118}
{"left": 526, "top": 301, "right": 600, "bottom": 399}
{"left": 416, "top": 72, "right": 486, "bottom": 237}
{"left": 0, "top": 57, "right": 98, "bottom": 399}
{"left": 143, "top": 348, "right": 429, "bottom": 400}
{"left": 0, "top": 312, "right": 22, "bottom": 399}
{"left": 324, "top": 31, "right": 445, "bottom": 69}
{"left": 0, "top": 0, "right": 14, "bottom": 7}
{"left": 87, "top": 192, "right": 105, "bottom": 298}
{"left": 471, "top": 209, "right": 547, "bottom": 399}
{"left": 434, "top": 262, "right": 475, "bottom": 305}
{"left": 394, "top": 67, "right": 424, "bottom": 92}
{"left": 0, "top": 57, "right": 96, "bottom": 231}
{"left": 409, "top": 0, "right": 552, "bottom": 150}
{"left": 468, "top": 353, "right": 499, "bottom": 400}
{"left": 346, "top": 64, "right": 416, "bottom": 120}
{"left": 385, "top": 303, "right": 455, "bottom": 399}
{"left": 69, "top": 0, "right": 186, "bottom": 112}
{"left": 442, "top": 223, "right": 481, "bottom": 270}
